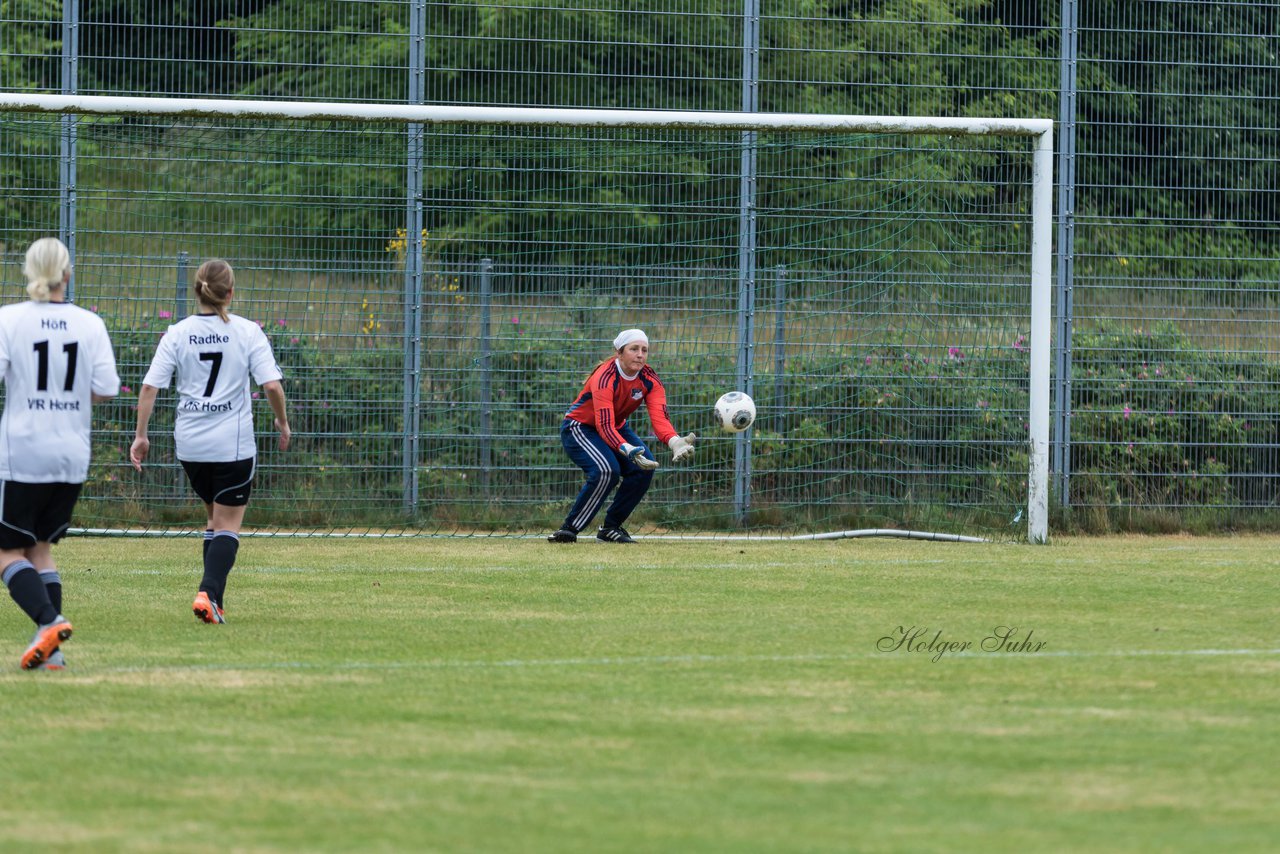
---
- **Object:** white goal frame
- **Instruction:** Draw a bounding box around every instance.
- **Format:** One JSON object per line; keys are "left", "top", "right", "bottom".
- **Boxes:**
{"left": 0, "top": 92, "right": 1054, "bottom": 543}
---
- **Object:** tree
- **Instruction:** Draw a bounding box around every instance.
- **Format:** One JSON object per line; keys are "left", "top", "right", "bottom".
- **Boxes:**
{"left": 0, "top": 0, "right": 63, "bottom": 242}
{"left": 79, "top": 1, "right": 272, "bottom": 96}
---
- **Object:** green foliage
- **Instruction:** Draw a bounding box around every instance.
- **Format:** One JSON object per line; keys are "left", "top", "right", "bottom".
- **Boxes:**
{"left": 228, "top": 1, "right": 407, "bottom": 100}
{"left": 9, "top": 1, "right": 1278, "bottom": 277}
{"left": 1076, "top": 2, "right": 1280, "bottom": 236}
{"left": 0, "top": 114, "right": 60, "bottom": 243}
{"left": 0, "top": 0, "right": 62, "bottom": 240}
{"left": 0, "top": 0, "right": 61, "bottom": 90}
{"left": 81, "top": 308, "right": 1280, "bottom": 534}
{"left": 1066, "top": 323, "right": 1280, "bottom": 521}
{"left": 79, "top": 1, "right": 263, "bottom": 96}
{"left": 1079, "top": 219, "right": 1280, "bottom": 289}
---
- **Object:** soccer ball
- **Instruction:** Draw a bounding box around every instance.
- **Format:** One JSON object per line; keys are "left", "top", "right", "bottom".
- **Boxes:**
{"left": 714, "top": 391, "right": 756, "bottom": 433}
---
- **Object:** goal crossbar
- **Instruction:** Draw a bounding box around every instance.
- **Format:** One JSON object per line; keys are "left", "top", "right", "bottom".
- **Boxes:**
{"left": 0, "top": 91, "right": 1054, "bottom": 543}
{"left": 1, "top": 92, "right": 1051, "bottom": 137}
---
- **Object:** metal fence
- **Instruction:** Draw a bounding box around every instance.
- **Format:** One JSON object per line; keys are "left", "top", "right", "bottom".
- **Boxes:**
{"left": 2, "top": 1, "right": 1278, "bottom": 534}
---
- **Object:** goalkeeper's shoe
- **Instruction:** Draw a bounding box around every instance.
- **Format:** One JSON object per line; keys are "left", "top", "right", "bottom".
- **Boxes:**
{"left": 20, "top": 617, "right": 72, "bottom": 670}
{"left": 38, "top": 649, "right": 67, "bottom": 671}
{"left": 192, "top": 591, "right": 226, "bottom": 624}
{"left": 596, "top": 526, "right": 637, "bottom": 544}
{"left": 547, "top": 528, "right": 578, "bottom": 543}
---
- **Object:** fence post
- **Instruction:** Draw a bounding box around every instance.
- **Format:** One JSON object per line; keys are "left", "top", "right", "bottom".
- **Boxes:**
{"left": 479, "top": 258, "right": 493, "bottom": 493}
{"left": 773, "top": 265, "right": 786, "bottom": 434}
{"left": 1053, "top": 0, "right": 1079, "bottom": 511}
{"left": 59, "top": 0, "right": 79, "bottom": 299}
{"left": 173, "top": 253, "right": 190, "bottom": 498}
{"left": 176, "top": 251, "right": 189, "bottom": 316}
{"left": 401, "top": 0, "right": 427, "bottom": 518}
{"left": 735, "top": 0, "right": 760, "bottom": 526}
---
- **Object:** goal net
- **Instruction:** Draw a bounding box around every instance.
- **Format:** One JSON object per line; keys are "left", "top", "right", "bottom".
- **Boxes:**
{"left": 0, "top": 96, "right": 1052, "bottom": 541}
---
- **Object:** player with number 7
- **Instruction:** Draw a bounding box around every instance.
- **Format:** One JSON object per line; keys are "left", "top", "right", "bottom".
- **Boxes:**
{"left": 130, "top": 259, "right": 291, "bottom": 625}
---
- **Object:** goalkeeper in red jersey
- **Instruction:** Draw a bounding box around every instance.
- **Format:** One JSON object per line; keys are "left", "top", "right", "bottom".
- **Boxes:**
{"left": 548, "top": 329, "right": 696, "bottom": 544}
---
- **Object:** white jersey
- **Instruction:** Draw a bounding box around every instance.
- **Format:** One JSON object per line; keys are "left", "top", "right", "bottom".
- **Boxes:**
{"left": 142, "top": 312, "right": 283, "bottom": 462}
{"left": 0, "top": 300, "right": 120, "bottom": 483}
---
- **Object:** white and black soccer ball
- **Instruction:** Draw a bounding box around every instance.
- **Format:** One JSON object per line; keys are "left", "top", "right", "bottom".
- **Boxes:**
{"left": 714, "top": 391, "right": 756, "bottom": 433}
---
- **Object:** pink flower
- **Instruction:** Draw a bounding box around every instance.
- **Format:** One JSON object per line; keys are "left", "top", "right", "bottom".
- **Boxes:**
{"left": 90, "top": 305, "right": 98, "bottom": 313}
{"left": 1012, "top": 335, "right": 1027, "bottom": 352}
{"left": 290, "top": 337, "right": 300, "bottom": 345}
{"left": 1123, "top": 406, "right": 1132, "bottom": 419}
{"left": 947, "top": 346, "right": 964, "bottom": 360}
{"left": 865, "top": 356, "right": 873, "bottom": 365}
{"left": 158, "top": 310, "right": 172, "bottom": 320}
{"left": 277, "top": 319, "right": 287, "bottom": 327}
{"left": 120, "top": 385, "right": 132, "bottom": 394}
{"left": 251, "top": 392, "right": 260, "bottom": 399}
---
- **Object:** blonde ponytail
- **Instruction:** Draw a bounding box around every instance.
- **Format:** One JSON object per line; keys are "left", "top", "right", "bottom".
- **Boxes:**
{"left": 22, "top": 237, "right": 71, "bottom": 303}
{"left": 193, "top": 259, "right": 235, "bottom": 322}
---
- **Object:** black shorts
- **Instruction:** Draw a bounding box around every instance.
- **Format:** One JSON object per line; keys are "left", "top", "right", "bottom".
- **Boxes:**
{"left": 181, "top": 458, "right": 256, "bottom": 507}
{"left": 0, "top": 481, "right": 84, "bottom": 549}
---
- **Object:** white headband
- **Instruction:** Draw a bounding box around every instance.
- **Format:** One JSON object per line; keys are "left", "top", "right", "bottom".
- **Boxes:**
{"left": 613, "top": 329, "right": 649, "bottom": 350}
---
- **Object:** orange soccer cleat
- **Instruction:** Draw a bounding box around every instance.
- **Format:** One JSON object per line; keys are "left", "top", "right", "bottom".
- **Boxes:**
{"left": 192, "top": 591, "right": 226, "bottom": 624}
{"left": 38, "top": 649, "right": 67, "bottom": 671}
{"left": 21, "top": 618, "right": 72, "bottom": 670}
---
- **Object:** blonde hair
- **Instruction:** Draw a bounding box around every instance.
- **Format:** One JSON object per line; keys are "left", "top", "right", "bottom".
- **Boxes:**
{"left": 193, "top": 259, "right": 235, "bottom": 322}
{"left": 22, "top": 237, "right": 71, "bottom": 303}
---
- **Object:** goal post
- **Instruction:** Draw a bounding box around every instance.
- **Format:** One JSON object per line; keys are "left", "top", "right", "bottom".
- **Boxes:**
{"left": 0, "top": 92, "right": 1052, "bottom": 543}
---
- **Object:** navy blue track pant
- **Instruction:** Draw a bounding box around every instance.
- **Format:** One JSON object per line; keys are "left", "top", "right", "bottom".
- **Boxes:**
{"left": 559, "top": 419, "right": 655, "bottom": 533}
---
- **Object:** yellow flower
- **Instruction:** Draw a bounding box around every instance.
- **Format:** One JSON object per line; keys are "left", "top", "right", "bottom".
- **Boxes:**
{"left": 385, "top": 227, "right": 431, "bottom": 254}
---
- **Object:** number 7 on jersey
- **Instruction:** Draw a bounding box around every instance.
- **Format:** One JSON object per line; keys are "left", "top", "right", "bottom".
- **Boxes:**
{"left": 199, "top": 351, "right": 223, "bottom": 397}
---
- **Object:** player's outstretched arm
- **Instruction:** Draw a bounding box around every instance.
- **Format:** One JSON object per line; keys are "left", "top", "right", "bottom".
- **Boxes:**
{"left": 130, "top": 384, "right": 161, "bottom": 471}
{"left": 262, "top": 380, "right": 292, "bottom": 451}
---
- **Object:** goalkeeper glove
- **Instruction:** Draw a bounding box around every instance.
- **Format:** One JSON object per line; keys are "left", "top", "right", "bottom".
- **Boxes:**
{"left": 667, "top": 432, "right": 697, "bottom": 463}
{"left": 619, "top": 442, "right": 659, "bottom": 471}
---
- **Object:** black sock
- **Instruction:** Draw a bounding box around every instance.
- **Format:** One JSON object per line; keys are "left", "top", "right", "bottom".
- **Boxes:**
{"left": 3, "top": 561, "right": 58, "bottom": 626}
{"left": 203, "top": 529, "right": 214, "bottom": 559}
{"left": 203, "top": 531, "right": 240, "bottom": 609}
{"left": 39, "top": 569, "right": 62, "bottom": 614}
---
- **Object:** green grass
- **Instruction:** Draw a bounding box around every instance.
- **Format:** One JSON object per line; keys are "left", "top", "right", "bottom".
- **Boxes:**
{"left": 2, "top": 535, "right": 1278, "bottom": 853}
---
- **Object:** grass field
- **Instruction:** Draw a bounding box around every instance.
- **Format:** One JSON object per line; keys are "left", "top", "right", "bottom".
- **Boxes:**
{"left": 2, "top": 534, "right": 1278, "bottom": 853}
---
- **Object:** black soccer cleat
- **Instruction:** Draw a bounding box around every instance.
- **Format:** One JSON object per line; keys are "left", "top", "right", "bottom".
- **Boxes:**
{"left": 596, "top": 526, "right": 636, "bottom": 544}
{"left": 547, "top": 528, "right": 578, "bottom": 543}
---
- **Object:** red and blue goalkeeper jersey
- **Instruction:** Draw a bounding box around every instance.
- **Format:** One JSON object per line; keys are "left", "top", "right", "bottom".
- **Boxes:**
{"left": 564, "top": 359, "right": 677, "bottom": 451}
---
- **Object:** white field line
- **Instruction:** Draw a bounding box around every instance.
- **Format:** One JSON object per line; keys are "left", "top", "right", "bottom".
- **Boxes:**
{"left": 85, "top": 647, "right": 1280, "bottom": 675}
